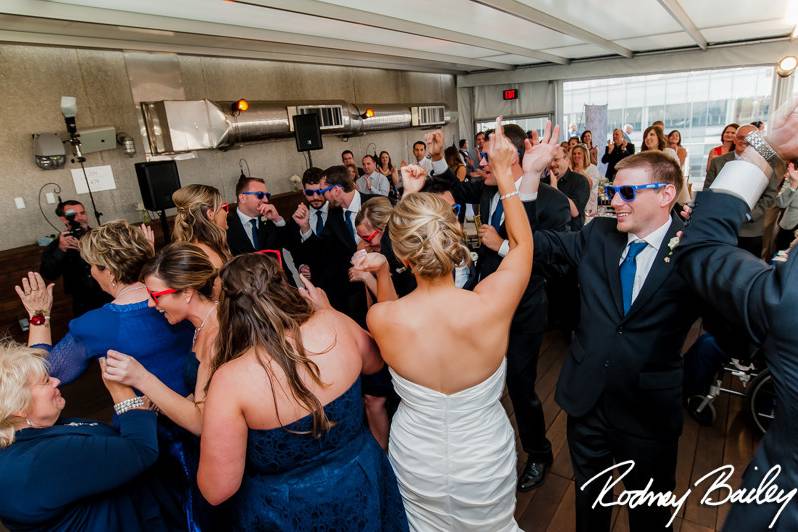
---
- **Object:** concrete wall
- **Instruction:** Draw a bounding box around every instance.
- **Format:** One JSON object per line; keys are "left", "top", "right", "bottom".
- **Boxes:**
{"left": 0, "top": 44, "right": 457, "bottom": 250}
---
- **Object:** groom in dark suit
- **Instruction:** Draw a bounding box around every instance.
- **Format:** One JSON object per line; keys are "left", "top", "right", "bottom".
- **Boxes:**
{"left": 531, "top": 151, "right": 704, "bottom": 532}
{"left": 292, "top": 165, "right": 380, "bottom": 326}
{"left": 444, "top": 125, "right": 572, "bottom": 491}
{"left": 675, "top": 116, "right": 798, "bottom": 531}
{"left": 226, "top": 176, "right": 295, "bottom": 256}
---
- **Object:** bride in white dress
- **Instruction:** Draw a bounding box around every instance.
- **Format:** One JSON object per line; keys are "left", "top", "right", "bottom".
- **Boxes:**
{"left": 356, "top": 118, "right": 560, "bottom": 531}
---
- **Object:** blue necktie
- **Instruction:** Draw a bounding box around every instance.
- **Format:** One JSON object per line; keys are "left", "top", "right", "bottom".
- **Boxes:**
{"left": 315, "top": 209, "right": 324, "bottom": 235}
{"left": 249, "top": 218, "right": 260, "bottom": 249}
{"left": 620, "top": 241, "right": 648, "bottom": 314}
{"left": 490, "top": 196, "right": 504, "bottom": 230}
{"left": 344, "top": 210, "right": 355, "bottom": 241}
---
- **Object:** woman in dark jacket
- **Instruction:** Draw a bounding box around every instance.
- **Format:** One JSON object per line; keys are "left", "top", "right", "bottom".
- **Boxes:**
{"left": 0, "top": 329, "right": 164, "bottom": 531}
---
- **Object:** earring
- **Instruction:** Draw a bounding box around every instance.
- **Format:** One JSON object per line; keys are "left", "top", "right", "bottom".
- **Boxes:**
{"left": 25, "top": 418, "right": 34, "bottom": 428}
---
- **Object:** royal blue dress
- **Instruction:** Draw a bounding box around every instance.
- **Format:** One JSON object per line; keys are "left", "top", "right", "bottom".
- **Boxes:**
{"left": 230, "top": 378, "right": 408, "bottom": 531}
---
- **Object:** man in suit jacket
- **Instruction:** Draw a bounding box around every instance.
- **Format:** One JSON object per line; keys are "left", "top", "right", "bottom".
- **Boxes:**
{"left": 292, "top": 165, "right": 379, "bottom": 326}
{"left": 445, "top": 124, "right": 572, "bottom": 491}
{"left": 226, "top": 176, "right": 296, "bottom": 257}
{"left": 548, "top": 145, "right": 591, "bottom": 230}
{"left": 704, "top": 124, "right": 781, "bottom": 257}
{"left": 532, "top": 151, "right": 704, "bottom": 532}
{"left": 676, "top": 118, "right": 798, "bottom": 530}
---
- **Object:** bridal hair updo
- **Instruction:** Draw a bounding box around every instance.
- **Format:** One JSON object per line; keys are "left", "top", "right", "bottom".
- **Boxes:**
{"left": 388, "top": 192, "right": 471, "bottom": 279}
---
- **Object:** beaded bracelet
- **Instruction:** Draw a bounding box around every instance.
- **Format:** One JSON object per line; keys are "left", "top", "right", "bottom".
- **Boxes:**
{"left": 500, "top": 191, "right": 519, "bottom": 201}
{"left": 114, "top": 397, "right": 145, "bottom": 416}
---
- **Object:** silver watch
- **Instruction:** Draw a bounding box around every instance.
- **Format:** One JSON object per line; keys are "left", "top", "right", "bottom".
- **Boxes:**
{"left": 744, "top": 131, "right": 780, "bottom": 163}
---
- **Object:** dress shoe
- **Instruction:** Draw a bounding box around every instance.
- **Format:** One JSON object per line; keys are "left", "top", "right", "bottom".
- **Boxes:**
{"left": 518, "top": 460, "right": 549, "bottom": 491}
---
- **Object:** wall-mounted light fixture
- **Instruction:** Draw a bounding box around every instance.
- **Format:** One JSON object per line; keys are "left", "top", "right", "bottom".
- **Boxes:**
{"left": 777, "top": 56, "right": 797, "bottom": 77}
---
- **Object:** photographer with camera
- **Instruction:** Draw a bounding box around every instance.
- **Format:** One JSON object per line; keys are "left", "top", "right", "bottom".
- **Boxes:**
{"left": 40, "top": 200, "right": 110, "bottom": 317}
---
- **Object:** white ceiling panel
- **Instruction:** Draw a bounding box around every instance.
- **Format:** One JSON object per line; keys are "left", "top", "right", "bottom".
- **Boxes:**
{"left": 702, "top": 20, "right": 794, "bottom": 44}
{"left": 540, "top": 43, "right": 608, "bottom": 59}
{"left": 319, "top": 0, "right": 582, "bottom": 49}
{"left": 479, "top": 54, "right": 545, "bottom": 65}
{"left": 50, "top": 0, "right": 503, "bottom": 58}
{"left": 682, "top": 0, "right": 796, "bottom": 30}
{"left": 615, "top": 31, "right": 695, "bottom": 51}
{"left": 514, "top": 0, "right": 682, "bottom": 40}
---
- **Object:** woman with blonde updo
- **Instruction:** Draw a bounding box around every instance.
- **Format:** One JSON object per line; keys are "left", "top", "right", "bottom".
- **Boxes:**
{"left": 172, "top": 184, "right": 231, "bottom": 270}
{"left": 0, "top": 340, "right": 168, "bottom": 531}
{"left": 353, "top": 119, "right": 549, "bottom": 531}
{"left": 197, "top": 253, "right": 407, "bottom": 530}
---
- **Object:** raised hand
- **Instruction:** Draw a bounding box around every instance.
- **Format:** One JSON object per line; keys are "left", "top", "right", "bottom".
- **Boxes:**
{"left": 139, "top": 224, "right": 155, "bottom": 252}
{"left": 486, "top": 116, "right": 516, "bottom": 183}
{"left": 521, "top": 120, "right": 561, "bottom": 177}
{"left": 57, "top": 231, "right": 80, "bottom": 252}
{"left": 102, "top": 349, "right": 149, "bottom": 388}
{"left": 400, "top": 164, "right": 428, "bottom": 195}
{"left": 787, "top": 162, "right": 798, "bottom": 188}
{"left": 765, "top": 97, "right": 798, "bottom": 161}
{"left": 15, "top": 272, "right": 54, "bottom": 318}
{"left": 258, "top": 203, "right": 281, "bottom": 221}
{"left": 351, "top": 251, "right": 389, "bottom": 273}
{"left": 292, "top": 203, "right": 310, "bottom": 232}
{"left": 424, "top": 129, "right": 444, "bottom": 159}
{"left": 297, "top": 274, "right": 331, "bottom": 311}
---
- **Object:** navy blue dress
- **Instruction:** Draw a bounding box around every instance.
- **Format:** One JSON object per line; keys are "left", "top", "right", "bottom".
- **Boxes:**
{"left": 230, "top": 378, "right": 408, "bottom": 531}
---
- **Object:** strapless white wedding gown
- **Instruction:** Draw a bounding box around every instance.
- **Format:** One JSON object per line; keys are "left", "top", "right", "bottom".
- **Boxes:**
{"left": 388, "top": 359, "right": 521, "bottom": 531}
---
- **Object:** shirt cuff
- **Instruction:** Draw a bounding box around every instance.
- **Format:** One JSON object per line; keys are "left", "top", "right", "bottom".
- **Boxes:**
{"left": 431, "top": 158, "right": 448, "bottom": 176}
{"left": 520, "top": 192, "right": 537, "bottom": 202}
{"left": 300, "top": 228, "right": 313, "bottom": 242}
{"left": 273, "top": 218, "right": 286, "bottom": 227}
{"left": 709, "top": 160, "right": 769, "bottom": 211}
{"left": 498, "top": 240, "right": 510, "bottom": 257}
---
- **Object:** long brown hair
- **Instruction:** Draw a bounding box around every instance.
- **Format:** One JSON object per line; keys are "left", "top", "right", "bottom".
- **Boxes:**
{"left": 210, "top": 254, "right": 334, "bottom": 437}
{"left": 140, "top": 242, "right": 217, "bottom": 299}
{"left": 172, "top": 185, "right": 231, "bottom": 262}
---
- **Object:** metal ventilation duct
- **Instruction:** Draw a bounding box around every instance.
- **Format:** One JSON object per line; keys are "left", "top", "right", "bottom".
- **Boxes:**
{"left": 140, "top": 99, "right": 455, "bottom": 154}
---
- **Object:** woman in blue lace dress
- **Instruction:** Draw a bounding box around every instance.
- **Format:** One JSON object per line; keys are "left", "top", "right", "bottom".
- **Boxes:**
{"left": 197, "top": 253, "right": 407, "bottom": 531}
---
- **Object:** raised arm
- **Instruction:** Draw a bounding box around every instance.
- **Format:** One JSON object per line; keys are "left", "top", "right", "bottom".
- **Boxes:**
{"left": 473, "top": 117, "right": 535, "bottom": 312}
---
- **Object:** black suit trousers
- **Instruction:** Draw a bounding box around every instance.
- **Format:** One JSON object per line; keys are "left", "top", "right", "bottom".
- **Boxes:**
{"left": 506, "top": 328, "right": 551, "bottom": 462}
{"left": 567, "top": 401, "right": 678, "bottom": 532}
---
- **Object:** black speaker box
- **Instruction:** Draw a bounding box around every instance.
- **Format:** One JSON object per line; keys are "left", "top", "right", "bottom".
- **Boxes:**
{"left": 293, "top": 112, "right": 323, "bottom": 152}
{"left": 135, "top": 160, "right": 181, "bottom": 211}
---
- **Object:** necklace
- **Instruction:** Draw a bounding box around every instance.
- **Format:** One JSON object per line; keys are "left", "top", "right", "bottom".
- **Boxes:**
{"left": 193, "top": 303, "right": 217, "bottom": 346}
{"left": 114, "top": 283, "right": 145, "bottom": 301}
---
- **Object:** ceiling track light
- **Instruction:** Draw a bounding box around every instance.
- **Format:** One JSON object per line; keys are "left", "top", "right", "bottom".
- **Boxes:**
{"left": 776, "top": 56, "right": 797, "bottom": 78}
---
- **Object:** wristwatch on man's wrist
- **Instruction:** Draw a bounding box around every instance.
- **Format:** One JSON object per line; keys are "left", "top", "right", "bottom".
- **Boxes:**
{"left": 744, "top": 131, "right": 781, "bottom": 164}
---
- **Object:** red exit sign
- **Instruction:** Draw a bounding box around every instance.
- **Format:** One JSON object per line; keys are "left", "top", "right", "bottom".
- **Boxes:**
{"left": 502, "top": 88, "right": 518, "bottom": 100}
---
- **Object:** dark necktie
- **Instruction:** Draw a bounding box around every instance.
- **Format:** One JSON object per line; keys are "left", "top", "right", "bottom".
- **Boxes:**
{"left": 491, "top": 196, "right": 504, "bottom": 230}
{"left": 315, "top": 209, "right": 324, "bottom": 235}
{"left": 344, "top": 210, "right": 355, "bottom": 241}
{"left": 249, "top": 218, "right": 260, "bottom": 250}
{"left": 620, "top": 241, "right": 648, "bottom": 314}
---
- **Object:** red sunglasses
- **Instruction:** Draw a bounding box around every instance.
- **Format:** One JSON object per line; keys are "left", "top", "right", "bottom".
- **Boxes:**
{"left": 255, "top": 249, "right": 283, "bottom": 269}
{"left": 360, "top": 229, "right": 381, "bottom": 243}
{"left": 147, "top": 287, "right": 178, "bottom": 303}
{"left": 219, "top": 202, "right": 230, "bottom": 213}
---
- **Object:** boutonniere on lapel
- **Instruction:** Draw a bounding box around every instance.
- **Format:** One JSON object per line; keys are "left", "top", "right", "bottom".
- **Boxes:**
{"left": 663, "top": 236, "right": 680, "bottom": 263}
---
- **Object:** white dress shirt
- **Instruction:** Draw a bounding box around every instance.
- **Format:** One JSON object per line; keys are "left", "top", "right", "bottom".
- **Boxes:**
{"left": 619, "top": 217, "right": 673, "bottom": 304}
{"left": 345, "top": 190, "right": 363, "bottom": 245}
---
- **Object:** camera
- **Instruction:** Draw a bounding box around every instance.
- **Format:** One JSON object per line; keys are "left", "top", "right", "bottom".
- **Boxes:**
{"left": 64, "top": 211, "right": 86, "bottom": 239}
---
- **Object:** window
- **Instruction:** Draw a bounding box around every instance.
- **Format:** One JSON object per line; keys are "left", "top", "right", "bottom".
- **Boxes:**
{"left": 563, "top": 66, "right": 774, "bottom": 182}
{"left": 475, "top": 115, "right": 551, "bottom": 136}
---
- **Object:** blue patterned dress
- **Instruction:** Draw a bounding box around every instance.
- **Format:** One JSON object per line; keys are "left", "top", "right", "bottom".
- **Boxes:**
{"left": 230, "top": 378, "right": 408, "bottom": 531}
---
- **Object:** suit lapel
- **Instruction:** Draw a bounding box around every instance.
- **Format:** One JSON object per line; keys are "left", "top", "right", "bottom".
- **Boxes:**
{"left": 623, "top": 216, "right": 682, "bottom": 320}
{"left": 329, "top": 207, "right": 355, "bottom": 249}
{"left": 229, "top": 209, "right": 254, "bottom": 253}
{"left": 604, "top": 228, "right": 628, "bottom": 318}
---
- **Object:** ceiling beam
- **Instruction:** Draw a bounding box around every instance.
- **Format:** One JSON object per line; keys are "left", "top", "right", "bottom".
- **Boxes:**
{"left": 0, "top": 29, "right": 467, "bottom": 73}
{"left": 471, "top": 0, "right": 633, "bottom": 58}
{"left": 656, "top": 0, "right": 707, "bottom": 49}
{"left": 0, "top": 1, "right": 512, "bottom": 71}
{"left": 234, "top": 0, "right": 569, "bottom": 64}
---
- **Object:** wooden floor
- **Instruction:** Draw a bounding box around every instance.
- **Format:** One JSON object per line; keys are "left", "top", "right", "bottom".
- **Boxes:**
{"left": 4, "top": 327, "right": 758, "bottom": 532}
{"left": 505, "top": 330, "right": 760, "bottom": 532}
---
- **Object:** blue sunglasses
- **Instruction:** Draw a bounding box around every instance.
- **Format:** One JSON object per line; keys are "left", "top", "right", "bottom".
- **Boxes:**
{"left": 241, "top": 191, "right": 272, "bottom": 200}
{"left": 605, "top": 182, "right": 669, "bottom": 202}
{"left": 304, "top": 184, "right": 337, "bottom": 196}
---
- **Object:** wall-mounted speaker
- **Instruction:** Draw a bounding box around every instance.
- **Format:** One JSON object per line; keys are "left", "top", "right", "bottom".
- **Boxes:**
{"left": 135, "top": 160, "right": 181, "bottom": 211}
{"left": 293, "top": 112, "right": 323, "bottom": 152}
